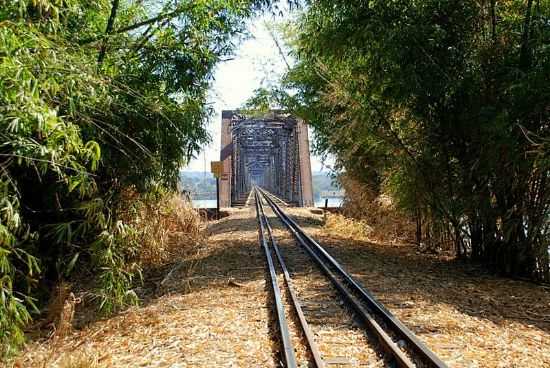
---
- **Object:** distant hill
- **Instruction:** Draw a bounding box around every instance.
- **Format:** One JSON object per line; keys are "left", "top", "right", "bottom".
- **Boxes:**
{"left": 179, "top": 170, "right": 342, "bottom": 200}
{"left": 312, "top": 171, "right": 341, "bottom": 201}
{"left": 179, "top": 171, "right": 216, "bottom": 199}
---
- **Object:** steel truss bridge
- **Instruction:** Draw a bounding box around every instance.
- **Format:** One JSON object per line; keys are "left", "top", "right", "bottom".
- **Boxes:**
{"left": 219, "top": 110, "right": 314, "bottom": 207}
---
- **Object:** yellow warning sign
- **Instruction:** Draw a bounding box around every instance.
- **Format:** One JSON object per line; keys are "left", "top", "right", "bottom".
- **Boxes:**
{"left": 211, "top": 161, "right": 223, "bottom": 178}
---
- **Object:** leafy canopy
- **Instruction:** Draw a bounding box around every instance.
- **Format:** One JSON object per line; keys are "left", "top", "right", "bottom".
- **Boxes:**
{"left": 0, "top": 0, "right": 272, "bottom": 355}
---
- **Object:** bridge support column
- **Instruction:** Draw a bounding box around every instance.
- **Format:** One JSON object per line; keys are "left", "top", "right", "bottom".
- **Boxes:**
{"left": 297, "top": 119, "right": 314, "bottom": 206}
{"left": 219, "top": 111, "right": 232, "bottom": 208}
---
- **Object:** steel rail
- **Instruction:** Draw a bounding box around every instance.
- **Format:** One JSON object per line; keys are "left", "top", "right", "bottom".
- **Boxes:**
{"left": 262, "top": 191, "right": 290, "bottom": 207}
{"left": 259, "top": 189, "right": 414, "bottom": 368}
{"left": 254, "top": 190, "right": 298, "bottom": 368}
{"left": 256, "top": 189, "right": 325, "bottom": 368}
{"left": 258, "top": 188, "right": 448, "bottom": 368}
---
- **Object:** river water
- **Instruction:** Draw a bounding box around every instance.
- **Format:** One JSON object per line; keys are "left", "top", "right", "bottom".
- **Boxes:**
{"left": 191, "top": 198, "right": 343, "bottom": 208}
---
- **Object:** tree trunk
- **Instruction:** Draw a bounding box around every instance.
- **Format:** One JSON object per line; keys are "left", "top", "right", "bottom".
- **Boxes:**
{"left": 490, "top": 0, "right": 497, "bottom": 43}
{"left": 98, "top": 0, "right": 120, "bottom": 65}
{"left": 519, "top": 0, "right": 534, "bottom": 69}
{"left": 415, "top": 209, "right": 422, "bottom": 246}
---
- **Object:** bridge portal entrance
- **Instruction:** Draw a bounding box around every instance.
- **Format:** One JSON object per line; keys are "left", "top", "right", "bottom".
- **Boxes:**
{"left": 219, "top": 110, "right": 314, "bottom": 207}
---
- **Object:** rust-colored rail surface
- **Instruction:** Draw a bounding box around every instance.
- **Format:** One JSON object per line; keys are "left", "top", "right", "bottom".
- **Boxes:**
{"left": 257, "top": 187, "right": 448, "bottom": 368}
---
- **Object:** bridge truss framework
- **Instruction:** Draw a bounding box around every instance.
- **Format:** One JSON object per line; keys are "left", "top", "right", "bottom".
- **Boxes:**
{"left": 219, "top": 110, "right": 313, "bottom": 207}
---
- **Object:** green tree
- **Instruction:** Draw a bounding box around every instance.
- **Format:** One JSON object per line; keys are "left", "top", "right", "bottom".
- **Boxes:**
{"left": 0, "top": 0, "right": 273, "bottom": 355}
{"left": 270, "top": 0, "right": 550, "bottom": 281}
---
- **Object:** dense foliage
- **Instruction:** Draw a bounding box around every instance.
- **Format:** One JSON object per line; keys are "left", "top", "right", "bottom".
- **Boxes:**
{"left": 271, "top": 1, "right": 549, "bottom": 281}
{"left": 0, "top": 0, "right": 268, "bottom": 355}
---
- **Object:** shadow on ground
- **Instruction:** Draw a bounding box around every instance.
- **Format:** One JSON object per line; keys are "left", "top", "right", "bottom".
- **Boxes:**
{"left": 202, "top": 205, "right": 550, "bottom": 336}
{"left": 50, "top": 204, "right": 550, "bottom": 340}
{"left": 280, "top": 212, "right": 550, "bottom": 335}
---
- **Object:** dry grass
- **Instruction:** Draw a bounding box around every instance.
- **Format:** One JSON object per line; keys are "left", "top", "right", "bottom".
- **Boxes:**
{"left": 11, "top": 198, "right": 548, "bottom": 368}
{"left": 45, "top": 283, "right": 79, "bottom": 340}
{"left": 135, "top": 194, "right": 204, "bottom": 266}
{"left": 339, "top": 175, "right": 416, "bottom": 244}
{"left": 9, "top": 207, "right": 276, "bottom": 368}
{"left": 56, "top": 351, "right": 107, "bottom": 368}
{"left": 324, "top": 213, "right": 373, "bottom": 240}
{"left": 117, "top": 189, "right": 205, "bottom": 266}
{"left": 3, "top": 191, "right": 209, "bottom": 368}
{"left": 286, "top": 206, "right": 550, "bottom": 368}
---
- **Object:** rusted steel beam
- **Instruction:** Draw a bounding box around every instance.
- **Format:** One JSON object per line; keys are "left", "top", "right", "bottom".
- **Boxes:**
{"left": 221, "top": 110, "right": 314, "bottom": 207}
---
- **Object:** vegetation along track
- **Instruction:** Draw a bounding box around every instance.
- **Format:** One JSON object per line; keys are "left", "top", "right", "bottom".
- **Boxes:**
{"left": 254, "top": 187, "right": 449, "bottom": 368}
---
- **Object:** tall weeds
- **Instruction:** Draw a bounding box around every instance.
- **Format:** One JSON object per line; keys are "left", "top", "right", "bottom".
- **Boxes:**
{"left": 117, "top": 188, "right": 204, "bottom": 267}
{"left": 0, "top": 0, "right": 262, "bottom": 357}
{"left": 337, "top": 175, "right": 415, "bottom": 245}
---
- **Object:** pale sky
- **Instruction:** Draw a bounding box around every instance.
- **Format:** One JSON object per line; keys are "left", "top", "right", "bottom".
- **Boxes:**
{"left": 183, "top": 11, "right": 333, "bottom": 173}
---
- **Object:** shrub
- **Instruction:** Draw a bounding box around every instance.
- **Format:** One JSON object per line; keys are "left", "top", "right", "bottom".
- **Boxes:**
{"left": 0, "top": 0, "right": 267, "bottom": 356}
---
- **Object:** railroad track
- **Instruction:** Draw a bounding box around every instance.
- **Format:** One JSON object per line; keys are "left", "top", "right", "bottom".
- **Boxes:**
{"left": 254, "top": 187, "right": 448, "bottom": 368}
{"left": 262, "top": 191, "right": 291, "bottom": 207}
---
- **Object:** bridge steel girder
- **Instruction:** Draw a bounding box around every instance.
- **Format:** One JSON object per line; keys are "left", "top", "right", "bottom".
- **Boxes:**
{"left": 219, "top": 110, "right": 314, "bottom": 207}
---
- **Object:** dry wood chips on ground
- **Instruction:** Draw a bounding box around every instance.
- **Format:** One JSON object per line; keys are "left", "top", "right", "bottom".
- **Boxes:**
{"left": 10, "top": 206, "right": 550, "bottom": 368}
{"left": 287, "top": 208, "right": 550, "bottom": 368}
{"left": 10, "top": 208, "right": 276, "bottom": 368}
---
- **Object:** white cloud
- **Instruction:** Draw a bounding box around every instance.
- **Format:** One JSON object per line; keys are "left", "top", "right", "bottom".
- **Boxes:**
{"left": 184, "top": 13, "right": 333, "bottom": 173}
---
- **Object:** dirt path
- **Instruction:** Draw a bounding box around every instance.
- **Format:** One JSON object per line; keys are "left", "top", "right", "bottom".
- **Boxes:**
{"left": 12, "top": 207, "right": 277, "bottom": 368}
{"left": 285, "top": 207, "right": 550, "bottom": 368}
{"left": 11, "top": 206, "right": 550, "bottom": 368}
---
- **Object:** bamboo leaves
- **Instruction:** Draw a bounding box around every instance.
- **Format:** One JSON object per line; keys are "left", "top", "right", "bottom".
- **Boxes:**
{"left": 1, "top": 0, "right": 270, "bottom": 356}
{"left": 275, "top": 0, "right": 550, "bottom": 280}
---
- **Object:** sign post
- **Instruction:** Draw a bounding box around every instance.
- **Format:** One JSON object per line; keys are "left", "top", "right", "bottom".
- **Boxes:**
{"left": 210, "top": 161, "right": 223, "bottom": 218}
